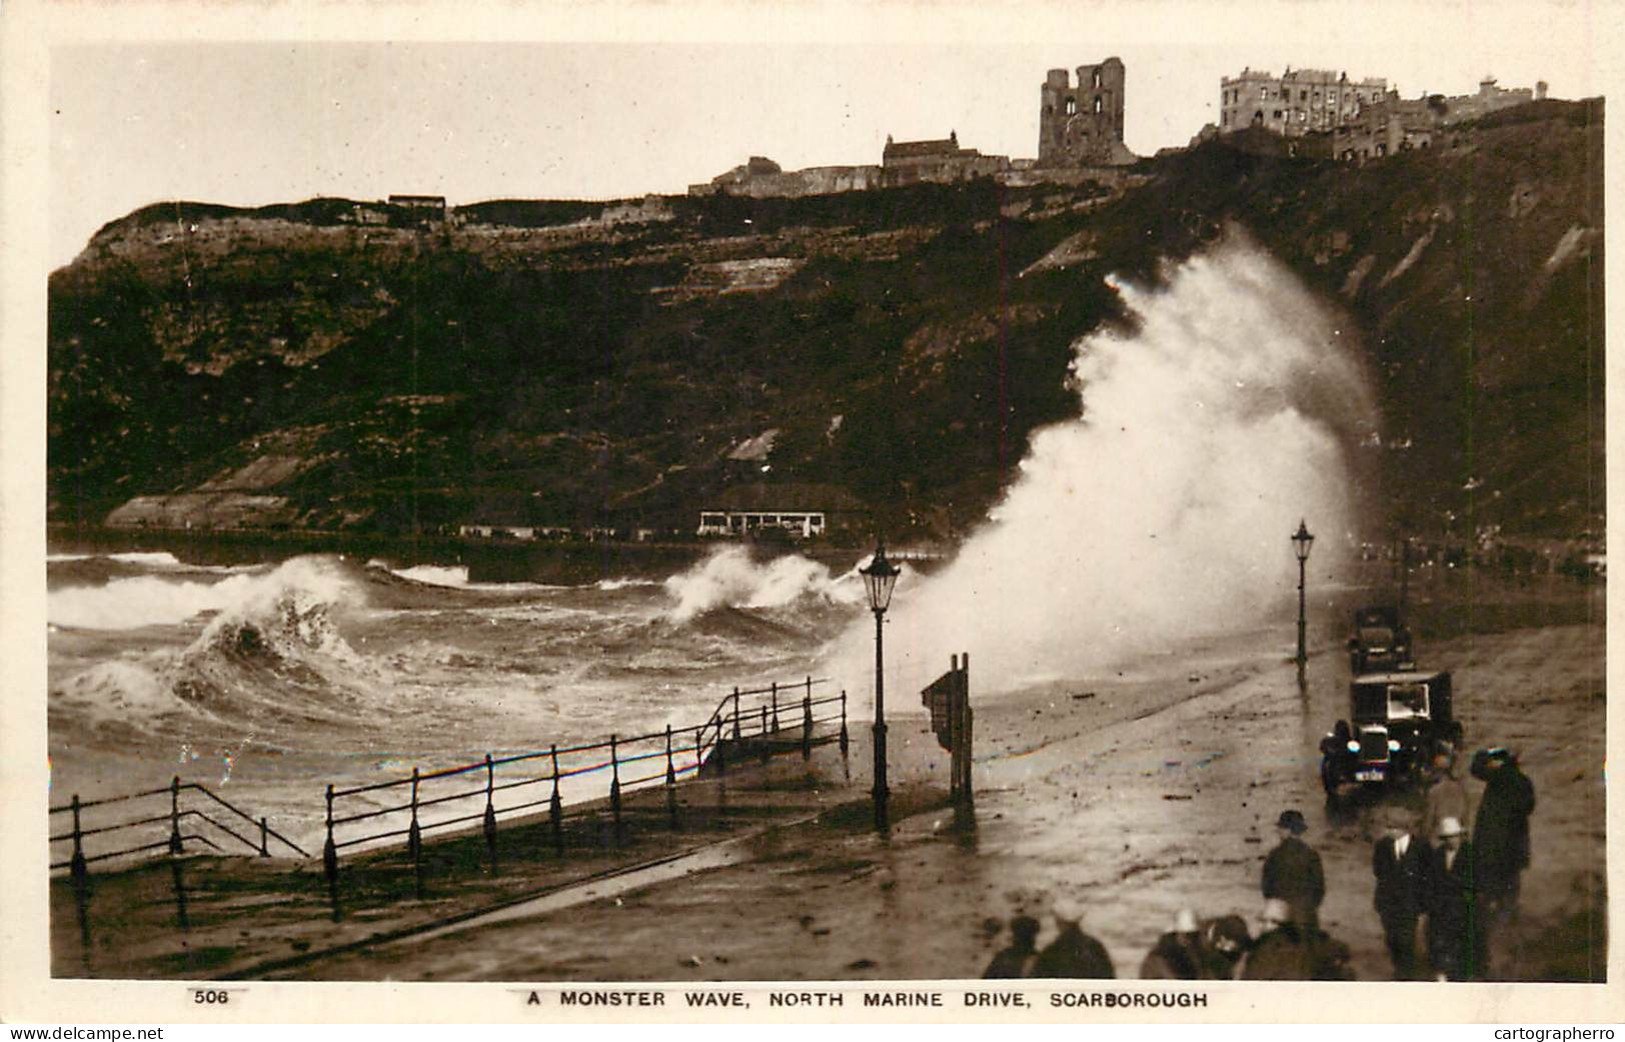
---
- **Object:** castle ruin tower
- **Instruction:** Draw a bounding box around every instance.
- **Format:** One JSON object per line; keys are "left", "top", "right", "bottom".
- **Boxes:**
{"left": 1038, "top": 57, "right": 1126, "bottom": 166}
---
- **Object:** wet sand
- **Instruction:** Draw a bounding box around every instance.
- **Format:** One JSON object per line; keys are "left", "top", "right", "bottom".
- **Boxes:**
{"left": 279, "top": 604, "right": 1605, "bottom": 982}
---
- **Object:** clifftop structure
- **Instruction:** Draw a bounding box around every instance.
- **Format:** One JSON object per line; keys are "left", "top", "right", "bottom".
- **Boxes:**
{"left": 1440, "top": 75, "right": 1548, "bottom": 124}
{"left": 1219, "top": 68, "right": 1389, "bottom": 137}
{"left": 1039, "top": 58, "right": 1134, "bottom": 167}
{"left": 880, "top": 131, "right": 1009, "bottom": 186}
{"left": 1218, "top": 66, "right": 1551, "bottom": 164}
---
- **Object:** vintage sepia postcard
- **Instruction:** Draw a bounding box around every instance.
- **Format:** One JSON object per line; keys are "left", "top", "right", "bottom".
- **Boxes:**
{"left": 0, "top": 0, "right": 1619, "bottom": 1028}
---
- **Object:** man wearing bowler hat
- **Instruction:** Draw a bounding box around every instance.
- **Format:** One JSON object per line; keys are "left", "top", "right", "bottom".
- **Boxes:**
{"left": 1263, "top": 809, "right": 1325, "bottom": 928}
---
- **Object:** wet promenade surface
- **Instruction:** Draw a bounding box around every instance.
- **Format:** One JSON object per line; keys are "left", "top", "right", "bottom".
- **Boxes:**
{"left": 55, "top": 610, "right": 1605, "bottom": 983}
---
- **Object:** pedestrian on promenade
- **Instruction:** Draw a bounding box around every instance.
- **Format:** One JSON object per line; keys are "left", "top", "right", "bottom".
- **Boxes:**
{"left": 1424, "top": 816, "right": 1481, "bottom": 981}
{"left": 983, "top": 915, "right": 1041, "bottom": 978}
{"left": 1196, "top": 915, "right": 1252, "bottom": 980}
{"left": 1139, "top": 909, "right": 1204, "bottom": 979}
{"left": 1238, "top": 898, "right": 1353, "bottom": 981}
{"left": 1421, "top": 743, "right": 1472, "bottom": 845}
{"left": 1262, "top": 809, "right": 1325, "bottom": 927}
{"left": 1371, "top": 804, "right": 1429, "bottom": 980}
{"left": 1031, "top": 898, "right": 1114, "bottom": 978}
{"left": 1472, "top": 747, "right": 1535, "bottom": 976}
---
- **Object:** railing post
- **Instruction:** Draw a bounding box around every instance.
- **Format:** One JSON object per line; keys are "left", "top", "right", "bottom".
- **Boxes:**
{"left": 168, "top": 776, "right": 183, "bottom": 855}
{"left": 549, "top": 745, "right": 564, "bottom": 856}
{"left": 609, "top": 734, "right": 623, "bottom": 842}
{"left": 69, "top": 794, "right": 88, "bottom": 884}
{"left": 802, "top": 691, "right": 813, "bottom": 760}
{"left": 408, "top": 767, "right": 423, "bottom": 897}
{"left": 760, "top": 705, "right": 771, "bottom": 764}
{"left": 323, "top": 784, "right": 341, "bottom": 920}
{"left": 731, "top": 687, "right": 742, "bottom": 739}
{"left": 771, "top": 682, "right": 779, "bottom": 732}
{"left": 483, "top": 753, "right": 499, "bottom": 875}
{"left": 69, "top": 793, "right": 91, "bottom": 968}
{"left": 714, "top": 716, "right": 727, "bottom": 776}
{"left": 839, "top": 689, "right": 850, "bottom": 757}
{"left": 665, "top": 725, "right": 678, "bottom": 828}
{"left": 258, "top": 816, "right": 271, "bottom": 858}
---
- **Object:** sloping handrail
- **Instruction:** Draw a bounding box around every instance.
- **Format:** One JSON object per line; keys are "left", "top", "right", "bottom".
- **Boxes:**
{"left": 48, "top": 779, "right": 309, "bottom": 875}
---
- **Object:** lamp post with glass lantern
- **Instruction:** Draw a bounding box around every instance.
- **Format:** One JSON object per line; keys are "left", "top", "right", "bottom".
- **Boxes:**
{"left": 1292, "top": 519, "right": 1315, "bottom": 685}
{"left": 859, "top": 541, "right": 902, "bottom": 829}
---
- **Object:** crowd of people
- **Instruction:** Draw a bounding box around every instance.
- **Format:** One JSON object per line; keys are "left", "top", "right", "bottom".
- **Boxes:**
{"left": 982, "top": 745, "right": 1536, "bottom": 982}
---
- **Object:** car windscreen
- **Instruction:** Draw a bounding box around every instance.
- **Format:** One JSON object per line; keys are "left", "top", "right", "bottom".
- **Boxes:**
{"left": 1358, "top": 626, "right": 1394, "bottom": 647}
{"left": 1386, "top": 681, "right": 1430, "bottom": 720}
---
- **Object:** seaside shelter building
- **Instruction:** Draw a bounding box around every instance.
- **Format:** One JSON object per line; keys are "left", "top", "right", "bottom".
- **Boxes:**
{"left": 697, "top": 483, "right": 868, "bottom": 540}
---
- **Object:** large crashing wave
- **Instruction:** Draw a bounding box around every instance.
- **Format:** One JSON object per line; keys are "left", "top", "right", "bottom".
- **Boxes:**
{"left": 662, "top": 545, "right": 865, "bottom": 624}
{"left": 50, "top": 556, "right": 376, "bottom": 736}
{"left": 828, "top": 239, "right": 1378, "bottom": 700}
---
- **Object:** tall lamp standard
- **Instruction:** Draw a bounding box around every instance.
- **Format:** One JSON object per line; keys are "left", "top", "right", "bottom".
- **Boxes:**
{"left": 1292, "top": 519, "right": 1315, "bottom": 686}
{"left": 859, "top": 541, "right": 902, "bottom": 829}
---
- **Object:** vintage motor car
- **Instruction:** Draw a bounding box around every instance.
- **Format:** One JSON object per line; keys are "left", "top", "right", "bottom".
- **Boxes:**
{"left": 1319, "top": 669, "right": 1461, "bottom": 795}
{"left": 1346, "top": 606, "right": 1414, "bottom": 674}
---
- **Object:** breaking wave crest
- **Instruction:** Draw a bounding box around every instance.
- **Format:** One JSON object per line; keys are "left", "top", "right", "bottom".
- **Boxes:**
{"left": 662, "top": 546, "right": 865, "bottom": 624}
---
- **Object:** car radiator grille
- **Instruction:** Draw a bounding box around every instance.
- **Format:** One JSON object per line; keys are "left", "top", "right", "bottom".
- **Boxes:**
{"left": 1360, "top": 730, "right": 1390, "bottom": 761}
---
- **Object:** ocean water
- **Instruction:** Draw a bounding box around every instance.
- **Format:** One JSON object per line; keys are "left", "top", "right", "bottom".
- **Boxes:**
{"left": 45, "top": 238, "right": 1385, "bottom": 853}
{"left": 46, "top": 547, "right": 870, "bottom": 850}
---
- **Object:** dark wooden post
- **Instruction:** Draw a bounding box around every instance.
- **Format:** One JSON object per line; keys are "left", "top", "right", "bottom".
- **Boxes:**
{"left": 731, "top": 687, "right": 742, "bottom": 739}
{"left": 664, "top": 725, "right": 678, "bottom": 827}
{"left": 949, "top": 654, "right": 961, "bottom": 803}
{"left": 609, "top": 735, "right": 622, "bottom": 841}
{"left": 549, "top": 744, "right": 564, "bottom": 855}
{"left": 770, "top": 682, "right": 780, "bottom": 732}
{"left": 759, "top": 705, "right": 771, "bottom": 763}
{"left": 482, "top": 753, "right": 499, "bottom": 875}
{"left": 168, "top": 776, "right": 184, "bottom": 855}
{"left": 839, "top": 689, "right": 850, "bottom": 757}
{"left": 802, "top": 691, "right": 813, "bottom": 759}
{"left": 714, "top": 716, "right": 727, "bottom": 776}
{"left": 955, "top": 650, "right": 968, "bottom": 806}
{"left": 408, "top": 767, "right": 424, "bottom": 897}
{"left": 258, "top": 816, "right": 271, "bottom": 858}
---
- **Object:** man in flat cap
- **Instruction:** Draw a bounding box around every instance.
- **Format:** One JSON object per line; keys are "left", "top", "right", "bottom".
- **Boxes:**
{"left": 1262, "top": 808, "right": 1325, "bottom": 928}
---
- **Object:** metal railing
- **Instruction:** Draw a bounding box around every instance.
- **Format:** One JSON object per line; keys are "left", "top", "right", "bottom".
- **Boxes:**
{"left": 320, "top": 676, "right": 849, "bottom": 899}
{"left": 49, "top": 777, "right": 308, "bottom": 880}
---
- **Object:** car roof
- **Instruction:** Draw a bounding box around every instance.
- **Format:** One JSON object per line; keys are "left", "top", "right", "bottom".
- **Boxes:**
{"left": 1353, "top": 670, "right": 1448, "bottom": 684}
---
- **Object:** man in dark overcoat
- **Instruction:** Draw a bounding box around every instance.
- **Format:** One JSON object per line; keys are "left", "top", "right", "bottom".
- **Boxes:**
{"left": 1239, "top": 899, "right": 1352, "bottom": 981}
{"left": 1472, "top": 750, "right": 1536, "bottom": 911}
{"left": 1031, "top": 898, "right": 1114, "bottom": 978}
{"left": 983, "top": 915, "right": 1041, "bottom": 978}
{"left": 1372, "top": 805, "right": 1430, "bottom": 979}
{"left": 1424, "top": 816, "right": 1481, "bottom": 980}
{"left": 1262, "top": 809, "right": 1325, "bottom": 927}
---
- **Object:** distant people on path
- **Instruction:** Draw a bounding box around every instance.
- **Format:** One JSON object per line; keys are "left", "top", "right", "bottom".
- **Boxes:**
{"left": 1139, "top": 909, "right": 1204, "bottom": 979}
{"left": 1424, "top": 816, "right": 1481, "bottom": 981}
{"left": 1371, "top": 805, "right": 1429, "bottom": 980}
{"left": 1031, "top": 898, "right": 1115, "bottom": 978}
{"left": 983, "top": 915, "right": 1041, "bottom": 978}
{"left": 1262, "top": 809, "right": 1325, "bottom": 927}
{"left": 1472, "top": 747, "right": 1536, "bottom": 978}
{"left": 1238, "top": 898, "right": 1352, "bottom": 981}
{"left": 1422, "top": 743, "right": 1473, "bottom": 845}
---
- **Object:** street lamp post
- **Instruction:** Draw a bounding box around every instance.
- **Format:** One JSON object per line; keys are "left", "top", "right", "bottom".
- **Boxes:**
{"left": 1292, "top": 519, "right": 1315, "bottom": 686}
{"left": 859, "top": 541, "right": 902, "bottom": 830}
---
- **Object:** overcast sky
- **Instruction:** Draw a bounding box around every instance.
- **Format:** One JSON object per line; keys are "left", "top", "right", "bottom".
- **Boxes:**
{"left": 45, "top": 0, "right": 1613, "bottom": 269}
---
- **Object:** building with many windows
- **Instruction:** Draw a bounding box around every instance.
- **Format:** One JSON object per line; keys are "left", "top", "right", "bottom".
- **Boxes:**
{"left": 1219, "top": 68, "right": 1389, "bottom": 138}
